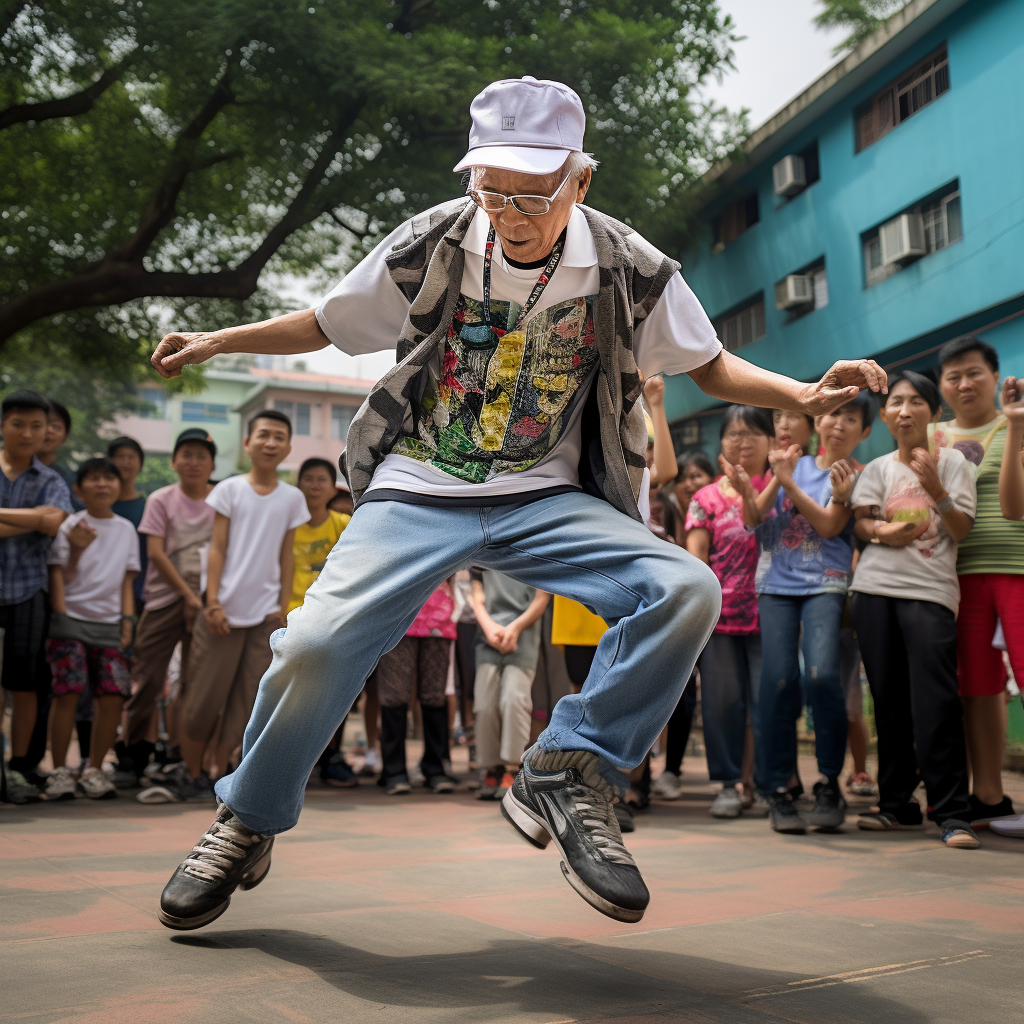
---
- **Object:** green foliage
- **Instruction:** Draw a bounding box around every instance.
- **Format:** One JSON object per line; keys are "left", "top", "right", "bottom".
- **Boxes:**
{"left": 135, "top": 452, "right": 177, "bottom": 494}
{"left": 1, "top": 3, "right": 746, "bottom": 435}
{"left": 814, "top": 0, "right": 910, "bottom": 55}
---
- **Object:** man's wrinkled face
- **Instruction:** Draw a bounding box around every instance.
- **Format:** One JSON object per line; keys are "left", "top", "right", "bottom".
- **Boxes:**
{"left": 472, "top": 164, "right": 591, "bottom": 264}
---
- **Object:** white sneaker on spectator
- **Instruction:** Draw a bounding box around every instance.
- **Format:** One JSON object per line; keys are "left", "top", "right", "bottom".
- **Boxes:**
{"left": 45, "top": 766, "right": 77, "bottom": 801}
{"left": 710, "top": 785, "right": 742, "bottom": 818}
{"left": 651, "top": 770, "right": 683, "bottom": 800}
{"left": 78, "top": 766, "right": 117, "bottom": 800}
{"left": 989, "top": 813, "right": 1024, "bottom": 838}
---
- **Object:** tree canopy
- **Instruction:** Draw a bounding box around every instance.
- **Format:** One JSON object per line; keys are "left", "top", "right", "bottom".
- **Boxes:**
{"left": 1, "top": 0, "right": 744, "bottom": 448}
{"left": 814, "top": 0, "right": 911, "bottom": 55}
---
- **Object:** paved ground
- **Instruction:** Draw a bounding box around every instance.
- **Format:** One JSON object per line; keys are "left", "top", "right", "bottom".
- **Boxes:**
{"left": 3, "top": 752, "right": 1024, "bottom": 1024}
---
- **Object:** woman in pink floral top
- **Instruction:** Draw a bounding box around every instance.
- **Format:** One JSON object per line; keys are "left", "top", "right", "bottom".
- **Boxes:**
{"left": 374, "top": 582, "right": 457, "bottom": 793}
{"left": 686, "top": 406, "right": 772, "bottom": 818}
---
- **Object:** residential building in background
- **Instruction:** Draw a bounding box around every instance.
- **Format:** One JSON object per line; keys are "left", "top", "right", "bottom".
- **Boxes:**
{"left": 667, "top": 0, "right": 1024, "bottom": 464}
{"left": 112, "top": 354, "right": 373, "bottom": 479}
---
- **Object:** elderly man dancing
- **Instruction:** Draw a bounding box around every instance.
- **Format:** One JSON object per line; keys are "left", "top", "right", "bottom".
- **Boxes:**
{"left": 153, "top": 77, "right": 885, "bottom": 927}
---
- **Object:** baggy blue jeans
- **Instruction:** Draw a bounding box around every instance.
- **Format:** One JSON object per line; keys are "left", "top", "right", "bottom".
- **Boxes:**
{"left": 757, "top": 592, "right": 848, "bottom": 792}
{"left": 216, "top": 492, "right": 722, "bottom": 834}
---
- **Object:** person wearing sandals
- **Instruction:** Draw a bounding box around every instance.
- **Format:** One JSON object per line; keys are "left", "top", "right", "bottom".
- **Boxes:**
{"left": 849, "top": 372, "right": 980, "bottom": 848}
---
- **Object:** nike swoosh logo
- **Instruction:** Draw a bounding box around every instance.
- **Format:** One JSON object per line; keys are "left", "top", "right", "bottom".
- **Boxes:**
{"left": 547, "top": 803, "right": 568, "bottom": 836}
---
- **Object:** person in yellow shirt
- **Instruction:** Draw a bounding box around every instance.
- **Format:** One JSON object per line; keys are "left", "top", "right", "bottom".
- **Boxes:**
{"left": 290, "top": 458, "right": 350, "bottom": 613}
{"left": 290, "top": 457, "right": 353, "bottom": 786}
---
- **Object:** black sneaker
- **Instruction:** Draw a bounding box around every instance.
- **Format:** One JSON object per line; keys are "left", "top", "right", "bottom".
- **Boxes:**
{"left": 426, "top": 774, "right": 458, "bottom": 793}
{"left": 940, "top": 818, "right": 981, "bottom": 849}
{"left": 966, "top": 793, "right": 1014, "bottom": 826}
{"left": 159, "top": 805, "right": 274, "bottom": 930}
{"left": 805, "top": 778, "right": 847, "bottom": 831}
{"left": 500, "top": 752, "right": 649, "bottom": 923}
{"left": 135, "top": 764, "right": 217, "bottom": 804}
{"left": 768, "top": 789, "right": 806, "bottom": 834}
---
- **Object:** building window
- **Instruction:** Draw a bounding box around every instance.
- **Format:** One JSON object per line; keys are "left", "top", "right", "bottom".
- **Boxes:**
{"left": 712, "top": 191, "right": 760, "bottom": 252}
{"left": 331, "top": 403, "right": 356, "bottom": 442}
{"left": 181, "top": 401, "right": 229, "bottom": 423}
{"left": 138, "top": 387, "right": 167, "bottom": 419}
{"left": 273, "top": 400, "right": 311, "bottom": 436}
{"left": 713, "top": 294, "right": 766, "bottom": 352}
{"left": 670, "top": 418, "right": 702, "bottom": 452}
{"left": 862, "top": 181, "right": 962, "bottom": 287}
{"left": 856, "top": 46, "right": 949, "bottom": 151}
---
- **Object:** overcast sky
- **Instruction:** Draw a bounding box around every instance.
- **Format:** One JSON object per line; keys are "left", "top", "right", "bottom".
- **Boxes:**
{"left": 301, "top": 0, "right": 848, "bottom": 378}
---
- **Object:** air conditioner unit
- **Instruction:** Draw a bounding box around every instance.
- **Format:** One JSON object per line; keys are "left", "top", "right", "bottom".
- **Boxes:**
{"left": 772, "top": 154, "right": 807, "bottom": 197}
{"left": 879, "top": 212, "right": 925, "bottom": 265}
{"left": 775, "top": 274, "right": 814, "bottom": 310}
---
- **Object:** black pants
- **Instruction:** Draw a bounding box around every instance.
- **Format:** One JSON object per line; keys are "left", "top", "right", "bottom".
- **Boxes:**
{"left": 664, "top": 671, "right": 698, "bottom": 776}
{"left": 850, "top": 593, "right": 970, "bottom": 825}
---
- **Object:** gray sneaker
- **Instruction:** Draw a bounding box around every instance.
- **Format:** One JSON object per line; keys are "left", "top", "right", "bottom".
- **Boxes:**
{"left": 710, "top": 785, "right": 742, "bottom": 818}
{"left": 4, "top": 768, "right": 42, "bottom": 804}
{"left": 135, "top": 764, "right": 216, "bottom": 804}
{"left": 501, "top": 750, "right": 649, "bottom": 923}
{"left": 44, "top": 766, "right": 77, "bottom": 801}
{"left": 651, "top": 770, "right": 683, "bottom": 800}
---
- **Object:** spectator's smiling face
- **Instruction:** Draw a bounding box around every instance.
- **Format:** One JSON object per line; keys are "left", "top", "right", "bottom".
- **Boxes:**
{"left": 172, "top": 442, "right": 214, "bottom": 487}
{"left": 939, "top": 351, "right": 998, "bottom": 419}
{"left": 471, "top": 165, "right": 590, "bottom": 263}
{"left": 110, "top": 446, "right": 142, "bottom": 486}
{"left": 1, "top": 407, "right": 48, "bottom": 459}
{"left": 245, "top": 417, "right": 291, "bottom": 470}
{"left": 76, "top": 470, "right": 119, "bottom": 513}
{"left": 675, "top": 463, "right": 712, "bottom": 506}
{"left": 881, "top": 380, "right": 935, "bottom": 447}
{"left": 299, "top": 466, "right": 334, "bottom": 511}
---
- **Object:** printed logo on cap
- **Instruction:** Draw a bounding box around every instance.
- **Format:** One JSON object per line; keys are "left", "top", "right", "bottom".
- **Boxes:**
{"left": 502, "top": 116, "right": 515, "bottom": 130}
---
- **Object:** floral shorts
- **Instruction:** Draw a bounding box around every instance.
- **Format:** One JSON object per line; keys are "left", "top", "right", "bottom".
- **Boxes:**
{"left": 44, "top": 639, "right": 130, "bottom": 698}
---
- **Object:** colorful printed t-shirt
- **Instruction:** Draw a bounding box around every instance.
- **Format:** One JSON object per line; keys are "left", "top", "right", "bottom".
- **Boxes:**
{"left": 288, "top": 510, "right": 350, "bottom": 613}
{"left": 754, "top": 456, "right": 854, "bottom": 596}
{"left": 930, "top": 415, "right": 1024, "bottom": 575}
{"left": 139, "top": 484, "right": 215, "bottom": 610}
{"left": 686, "top": 475, "right": 768, "bottom": 634}
{"left": 850, "top": 447, "right": 976, "bottom": 615}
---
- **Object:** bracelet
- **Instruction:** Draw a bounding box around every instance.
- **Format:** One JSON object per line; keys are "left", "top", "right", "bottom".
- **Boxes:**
{"left": 936, "top": 494, "right": 954, "bottom": 514}
{"left": 120, "top": 614, "right": 137, "bottom": 623}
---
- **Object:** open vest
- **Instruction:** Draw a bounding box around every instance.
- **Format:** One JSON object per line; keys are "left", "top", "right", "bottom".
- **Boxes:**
{"left": 342, "top": 198, "right": 679, "bottom": 521}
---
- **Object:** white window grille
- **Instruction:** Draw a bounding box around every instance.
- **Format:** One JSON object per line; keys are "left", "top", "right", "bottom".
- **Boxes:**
{"left": 715, "top": 296, "right": 765, "bottom": 352}
{"left": 921, "top": 191, "right": 962, "bottom": 254}
{"left": 273, "top": 400, "right": 312, "bottom": 436}
{"left": 857, "top": 47, "right": 949, "bottom": 151}
{"left": 331, "top": 403, "right": 356, "bottom": 442}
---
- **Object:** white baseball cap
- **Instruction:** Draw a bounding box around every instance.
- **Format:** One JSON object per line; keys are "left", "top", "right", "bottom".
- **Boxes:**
{"left": 453, "top": 76, "right": 586, "bottom": 176}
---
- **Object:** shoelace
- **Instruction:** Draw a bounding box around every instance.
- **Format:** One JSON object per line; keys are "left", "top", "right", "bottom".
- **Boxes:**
{"left": 565, "top": 783, "right": 636, "bottom": 866}
{"left": 182, "top": 819, "right": 259, "bottom": 883}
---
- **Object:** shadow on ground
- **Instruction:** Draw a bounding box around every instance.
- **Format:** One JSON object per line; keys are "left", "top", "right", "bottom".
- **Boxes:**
{"left": 174, "top": 928, "right": 931, "bottom": 1024}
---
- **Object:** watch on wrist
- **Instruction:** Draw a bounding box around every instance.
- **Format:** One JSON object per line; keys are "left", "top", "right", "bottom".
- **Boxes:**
{"left": 936, "top": 494, "right": 954, "bottom": 513}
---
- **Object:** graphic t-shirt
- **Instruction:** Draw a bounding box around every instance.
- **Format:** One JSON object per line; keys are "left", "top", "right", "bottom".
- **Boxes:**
{"left": 316, "top": 205, "right": 721, "bottom": 501}
{"left": 48, "top": 511, "right": 141, "bottom": 623}
{"left": 754, "top": 456, "right": 855, "bottom": 596}
{"left": 850, "top": 447, "right": 976, "bottom": 614}
{"left": 930, "top": 415, "right": 1024, "bottom": 575}
{"left": 406, "top": 584, "right": 457, "bottom": 640}
{"left": 686, "top": 475, "right": 768, "bottom": 634}
{"left": 138, "top": 484, "right": 216, "bottom": 610}
{"left": 288, "top": 510, "right": 350, "bottom": 613}
{"left": 205, "top": 476, "right": 310, "bottom": 627}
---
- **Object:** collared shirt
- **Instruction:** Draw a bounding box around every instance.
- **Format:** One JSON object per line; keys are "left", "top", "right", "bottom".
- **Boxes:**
{"left": 0, "top": 456, "right": 73, "bottom": 605}
{"left": 316, "top": 206, "right": 720, "bottom": 501}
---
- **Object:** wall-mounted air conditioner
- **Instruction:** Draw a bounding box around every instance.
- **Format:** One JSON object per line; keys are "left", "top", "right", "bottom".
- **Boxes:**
{"left": 775, "top": 274, "right": 814, "bottom": 310}
{"left": 772, "top": 155, "right": 807, "bottom": 197}
{"left": 879, "top": 212, "right": 925, "bottom": 265}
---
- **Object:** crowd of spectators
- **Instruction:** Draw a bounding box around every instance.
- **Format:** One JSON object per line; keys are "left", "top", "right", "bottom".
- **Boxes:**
{"left": 2, "top": 333, "right": 1024, "bottom": 849}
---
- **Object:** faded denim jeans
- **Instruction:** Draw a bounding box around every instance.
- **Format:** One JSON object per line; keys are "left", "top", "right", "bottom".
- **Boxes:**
{"left": 216, "top": 492, "right": 721, "bottom": 834}
{"left": 757, "top": 592, "right": 848, "bottom": 792}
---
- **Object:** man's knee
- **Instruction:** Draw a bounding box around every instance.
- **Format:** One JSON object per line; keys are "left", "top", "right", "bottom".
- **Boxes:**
{"left": 660, "top": 550, "right": 722, "bottom": 633}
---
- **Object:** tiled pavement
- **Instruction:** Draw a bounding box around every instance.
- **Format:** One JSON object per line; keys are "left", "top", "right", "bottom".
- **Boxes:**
{"left": 3, "top": 754, "right": 1023, "bottom": 1024}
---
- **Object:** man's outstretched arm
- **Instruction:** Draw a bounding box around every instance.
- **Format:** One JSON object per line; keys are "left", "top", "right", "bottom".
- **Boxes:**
{"left": 688, "top": 349, "right": 887, "bottom": 417}
{"left": 152, "top": 309, "right": 329, "bottom": 379}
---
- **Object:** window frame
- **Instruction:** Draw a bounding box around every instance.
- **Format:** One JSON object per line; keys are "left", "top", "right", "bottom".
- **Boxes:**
{"left": 712, "top": 293, "right": 766, "bottom": 352}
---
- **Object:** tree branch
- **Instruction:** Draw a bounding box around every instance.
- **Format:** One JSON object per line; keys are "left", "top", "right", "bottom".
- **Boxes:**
{"left": 392, "top": 0, "right": 437, "bottom": 34}
{"left": 0, "top": 51, "right": 135, "bottom": 132}
{"left": 0, "top": 96, "right": 367, "bottom": 346}
{"left": 105, "top": 70, "right": 237, "bottom": 264}
{"left": 327, "top": 210, "right": 370, "bottom": 237}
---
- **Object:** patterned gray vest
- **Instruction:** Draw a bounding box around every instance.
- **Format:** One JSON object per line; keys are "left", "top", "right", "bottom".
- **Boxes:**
{"left": 343, "top": 198, "right": 679, "bottom": 521}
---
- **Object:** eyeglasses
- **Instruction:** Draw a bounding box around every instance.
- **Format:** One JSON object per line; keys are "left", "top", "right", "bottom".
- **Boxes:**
{"left": 722, "top": 430, "right": 765, "bottom": 443}
{"left": 468, "top": 171, "right": 573, "bottom": 216}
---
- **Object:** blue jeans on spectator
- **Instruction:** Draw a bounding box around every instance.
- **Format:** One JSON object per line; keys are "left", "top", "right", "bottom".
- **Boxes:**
{"left": 699, "top": 632, "right": 764, "bottom": 790}
{"left": 216, "top": 492, "right": 722, "bottom": 835}
{"left": 757, "top": 592, "right": 848, "bottom": 792}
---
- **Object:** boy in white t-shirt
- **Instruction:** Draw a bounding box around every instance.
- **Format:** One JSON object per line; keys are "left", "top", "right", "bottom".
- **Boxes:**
{"left": 147, "top": 411, "right": 308, "bottom": 802}
{"left": 44, "top": 458, "right": 140, "bottom": 801}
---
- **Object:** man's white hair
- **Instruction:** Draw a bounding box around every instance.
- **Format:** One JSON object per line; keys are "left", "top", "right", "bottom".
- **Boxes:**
{"left": 470, "top": 151, "right": 598, "bottom": 187}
